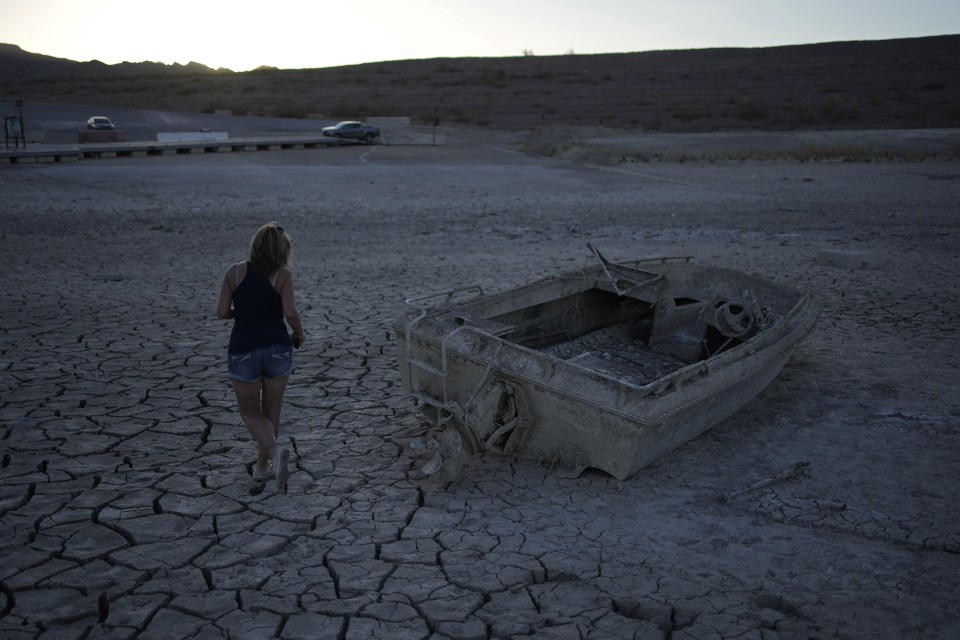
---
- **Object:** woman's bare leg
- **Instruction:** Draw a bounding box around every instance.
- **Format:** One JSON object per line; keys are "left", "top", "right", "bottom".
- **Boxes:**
{"left": 232, "top": 379, "right": 277, "bottom": 469}
{"left": 261, "top": 374, "right": 291, "bottom": 491}
{"left": 261, "top": 374, "right": 289, "bottom": 440}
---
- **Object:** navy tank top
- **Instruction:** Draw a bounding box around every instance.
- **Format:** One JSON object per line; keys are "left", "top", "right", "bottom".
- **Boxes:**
{"left": 228, "top": 263, "right": 291, "bottom": 354}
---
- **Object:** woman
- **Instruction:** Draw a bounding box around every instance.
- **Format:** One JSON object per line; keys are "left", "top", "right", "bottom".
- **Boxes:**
{"left": 217, "top": 222, "right": 305, "bottom": 491}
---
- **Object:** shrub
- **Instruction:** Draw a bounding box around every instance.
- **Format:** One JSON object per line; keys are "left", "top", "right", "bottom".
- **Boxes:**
{"left": 821, "top": 97, "right": 860, "bottom": 122}
{"left": 737, "top": 97, "right": 769, "bottom": 121}
{"left": 785, "top": 101, "right": 814, "bottom": 124}
{"left": 673, "top": 103, "right": 711, "bottom": 122}
{"left": 483, "top": 69, "right": 508, "bottom": 88}
{"left": 328, "top": 98, "right": 364, "bottom": 118}
{"left": 274, "top": 100, "right": 312, "bottom": 119}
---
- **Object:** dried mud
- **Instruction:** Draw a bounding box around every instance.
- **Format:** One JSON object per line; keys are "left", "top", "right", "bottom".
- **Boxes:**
{"left": 1, "top": 138, "right": 958, "bottom": 639}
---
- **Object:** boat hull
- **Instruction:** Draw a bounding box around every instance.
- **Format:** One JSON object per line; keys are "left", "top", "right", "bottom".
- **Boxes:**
{"left": 396, "top": 259, "right": 818, "bottom": 480}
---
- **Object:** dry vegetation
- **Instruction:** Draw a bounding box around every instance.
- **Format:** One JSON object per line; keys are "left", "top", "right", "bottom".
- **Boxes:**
{"left": 3, "top": 35, "right": 959, "bottom": 131}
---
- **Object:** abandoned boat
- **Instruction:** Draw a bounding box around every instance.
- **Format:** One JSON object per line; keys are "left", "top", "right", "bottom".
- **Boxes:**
{"left": 396, "top": 248, "right": 818, "bottom": 481}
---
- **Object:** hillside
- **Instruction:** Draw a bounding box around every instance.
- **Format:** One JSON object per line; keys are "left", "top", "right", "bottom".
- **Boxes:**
{"left": 2, "top": 36, "right": 959, "bottom": 131}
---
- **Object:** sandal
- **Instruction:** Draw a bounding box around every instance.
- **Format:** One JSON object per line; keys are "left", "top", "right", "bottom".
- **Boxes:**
{"left": 252, "top": 464, "right": 275, "bottom": 483}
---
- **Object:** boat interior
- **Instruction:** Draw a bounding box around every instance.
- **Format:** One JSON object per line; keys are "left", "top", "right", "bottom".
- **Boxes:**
{"left": 462, "top": 264, "right": 785, "bottom": 386}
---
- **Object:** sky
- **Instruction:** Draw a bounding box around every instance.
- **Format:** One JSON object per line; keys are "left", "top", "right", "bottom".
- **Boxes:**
{"left": 2, "top": 0, "right": 958, "bottom": 71}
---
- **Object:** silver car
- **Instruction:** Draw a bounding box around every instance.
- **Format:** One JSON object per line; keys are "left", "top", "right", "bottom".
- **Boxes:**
{"left": 86, "top": 116, "right": 116, "bottom": 130}
{"left": 321, "top": 120, "right": 379, "bottom": 143}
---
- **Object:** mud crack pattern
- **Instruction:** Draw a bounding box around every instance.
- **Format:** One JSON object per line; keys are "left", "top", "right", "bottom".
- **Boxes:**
{"left": 2, "top": 147, "right": 959, "bottom": 639}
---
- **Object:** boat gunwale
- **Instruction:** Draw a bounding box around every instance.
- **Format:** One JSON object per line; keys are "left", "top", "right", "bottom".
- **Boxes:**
{"left": 398, "top": 285, "right": 817, "bottom": 422}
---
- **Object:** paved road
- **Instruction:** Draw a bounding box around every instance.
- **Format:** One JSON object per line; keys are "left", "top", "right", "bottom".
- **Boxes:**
{"left": 9, "top": 102, "right": 336, "bottom": 145}
{"left": 1, "top": 143, "right": 958, "bottom": 639}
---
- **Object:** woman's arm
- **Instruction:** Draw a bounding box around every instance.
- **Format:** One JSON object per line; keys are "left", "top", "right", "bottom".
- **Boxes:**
{"left": 217, "top": 266, "right": 235, "bottom": 319}
{"left": 278, "top": 269, "right": 305, "bottom": 345}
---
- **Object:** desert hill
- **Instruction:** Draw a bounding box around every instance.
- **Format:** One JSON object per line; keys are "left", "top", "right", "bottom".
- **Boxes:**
{"left": 0, "top": 43, "right": 226, "bottom": 79}
{"left": 2, "top": 36, "right": 958, "bottom": 131}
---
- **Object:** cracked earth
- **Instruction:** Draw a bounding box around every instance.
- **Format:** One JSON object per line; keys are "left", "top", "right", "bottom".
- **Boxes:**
{"left": 1, "top": 140, "right": 959, "bottom": 639}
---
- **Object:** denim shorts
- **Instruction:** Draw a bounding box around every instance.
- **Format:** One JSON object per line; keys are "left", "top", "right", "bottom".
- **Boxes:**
{"left": 228, "top": 344, "right": 293, "bottom": 382}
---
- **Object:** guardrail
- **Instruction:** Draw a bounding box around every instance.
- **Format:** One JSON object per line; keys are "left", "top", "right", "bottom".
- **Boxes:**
{"left": 0, "top": 134, "right": 350, "bottom": 164}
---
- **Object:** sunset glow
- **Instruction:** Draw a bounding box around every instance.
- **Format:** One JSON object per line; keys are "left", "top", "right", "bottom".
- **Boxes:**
{"left": 1, "top": 0, "right": 958, "bottom": 71}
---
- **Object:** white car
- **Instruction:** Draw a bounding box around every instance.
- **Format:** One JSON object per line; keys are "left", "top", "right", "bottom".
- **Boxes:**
{"left": 86, "top": 116, "right": 116, "bottom": 130}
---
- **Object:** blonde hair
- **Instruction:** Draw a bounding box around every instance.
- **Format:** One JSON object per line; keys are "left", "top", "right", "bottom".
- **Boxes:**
{"left": 248, "top": 222, "right": 292, "bottom": 278}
